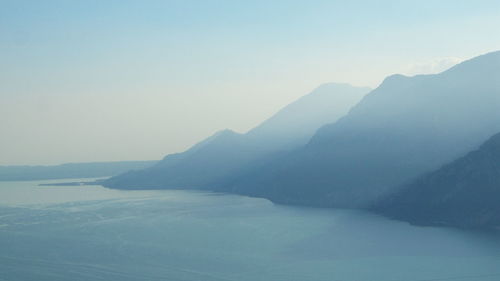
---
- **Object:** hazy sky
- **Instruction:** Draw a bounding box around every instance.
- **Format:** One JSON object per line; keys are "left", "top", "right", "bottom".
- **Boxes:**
{"left": 2, "top": 0, "right": 500, "bottom": 165}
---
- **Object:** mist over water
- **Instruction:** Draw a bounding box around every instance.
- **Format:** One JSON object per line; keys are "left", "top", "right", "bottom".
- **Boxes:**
{"left": 1, "top": 179, "right": 499, "bottom": 281}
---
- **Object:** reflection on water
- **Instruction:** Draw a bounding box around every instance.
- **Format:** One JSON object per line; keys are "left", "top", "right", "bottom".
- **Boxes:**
{"left": 0, "top": 179, "right": 499, "bottom": 281}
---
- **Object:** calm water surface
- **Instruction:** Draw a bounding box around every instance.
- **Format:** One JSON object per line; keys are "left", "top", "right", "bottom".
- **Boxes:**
{"left": 1, "top": 179, "right": 500, "bottom": 281}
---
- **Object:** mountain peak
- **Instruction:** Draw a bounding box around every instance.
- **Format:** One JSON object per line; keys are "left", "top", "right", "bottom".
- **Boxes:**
{"left": 245, "top": 83, "right": 370, "bottom": 149}
{"left": 383, "top": 74, "right": 410, "bottom": 82}
{"left": 369, "top": 74, "right": 415, "bottom": 92}
{"left": 213, "top": 129, "right": 239, "bottom": 137}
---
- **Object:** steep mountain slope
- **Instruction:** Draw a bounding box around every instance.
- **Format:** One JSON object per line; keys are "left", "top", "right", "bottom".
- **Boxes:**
{"left": 104, "top": 83, "right": 370, "bottom": 189}
{"left": 374, "top": 132, "right": 500, "bottom": 228}
{"left": 246, "top": 83, "right": 370, "bottom": 150}
{"left": 232, "top": 51, "right": 500, "bottom": 208}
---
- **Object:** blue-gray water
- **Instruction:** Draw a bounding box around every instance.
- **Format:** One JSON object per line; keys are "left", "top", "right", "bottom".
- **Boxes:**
{"left": 1, "top": 179, "right": 500, "bottom": 281}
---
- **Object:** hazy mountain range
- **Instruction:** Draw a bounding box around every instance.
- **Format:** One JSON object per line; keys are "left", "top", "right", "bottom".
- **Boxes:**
{"left": 0, "top": 161, "right": 157, "bottom": 181}
{"left": 100, "top": 50, "right": 500, "bottom": 229}
{"left": 230, "top": 51, "right": 500, "bottom": 209}
{"left": 104, "top": 83, "right": 370, "bottom": 190}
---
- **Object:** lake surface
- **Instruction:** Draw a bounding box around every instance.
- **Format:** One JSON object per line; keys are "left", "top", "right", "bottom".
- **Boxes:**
{"left": 1, "top": 179, "right": 500, "bottom": 281}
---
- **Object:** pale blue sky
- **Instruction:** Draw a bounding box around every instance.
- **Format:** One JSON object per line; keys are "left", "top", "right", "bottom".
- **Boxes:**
{"left": 1, "top": 0, "right": 500, "bottom": 165}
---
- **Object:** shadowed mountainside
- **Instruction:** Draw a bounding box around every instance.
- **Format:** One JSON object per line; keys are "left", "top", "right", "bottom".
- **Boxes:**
{"left": 373, "top": 132, "right": 500, "bottom": 228}
{"left": 230, "top": 51, "right": 500, "bottom": 208}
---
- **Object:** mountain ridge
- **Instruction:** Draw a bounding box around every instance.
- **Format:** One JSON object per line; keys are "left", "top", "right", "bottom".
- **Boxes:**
{"left": 104, "top": 83, "right": 370, "bottom": 190}
{"left": 104, "top": 51, "right": 500, "bottom": 229}
{"left": 230, "top": 50, "right": 500, "bottom": 208}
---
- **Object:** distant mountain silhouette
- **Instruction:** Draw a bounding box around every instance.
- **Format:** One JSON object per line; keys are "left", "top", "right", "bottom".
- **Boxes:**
{"left": 104, "top": 51, "right": 500, "bottom": 228}
{"left": 104, "top": 83, "right": 370, "bottom": 189}
{"left": 231, "top": 51, "right": 500, "bottom": 208}
{"left": 374, "top": 132, "right": 500, "bottom": 228}
{"left": 0, "top": 161, "right": 157, "bottom": 181}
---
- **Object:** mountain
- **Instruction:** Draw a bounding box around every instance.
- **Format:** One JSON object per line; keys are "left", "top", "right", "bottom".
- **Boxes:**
{"left": 374, "top": 132, "right": 500, "bottom": 229}
{"left": 231, "top": 51, "right": 500, "bottom": 208}
{"left": 245, "top": 83, "right": 371, "bottom": 150}
{"left": 104, "top": 83, "right": 370, "bottom": 189}
{"left": 0, "top": 161, "right": 157, "bottom": 181}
